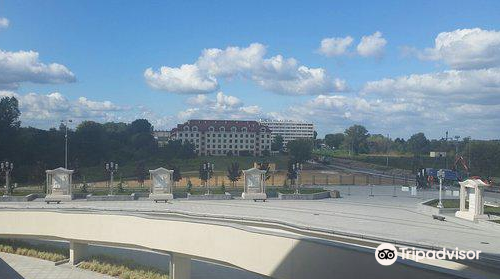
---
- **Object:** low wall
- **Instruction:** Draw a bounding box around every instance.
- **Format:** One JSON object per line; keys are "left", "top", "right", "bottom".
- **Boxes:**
{"left": 86, "top": 194, "right": 135, "bottom": 201}
{"left": 0, "top": 210, "right": 471, "bottom": 279}
{"left": 417, "top": 199, "right": 458, "bottom": 215}
{"left": 187, "top": 193, "right": 232, "bottom": 200}
{"left": 278, "top": 191, "right": 331, "bottom": 200}
{"left": 0, "top": 193, "right": 44, "bottom": 202}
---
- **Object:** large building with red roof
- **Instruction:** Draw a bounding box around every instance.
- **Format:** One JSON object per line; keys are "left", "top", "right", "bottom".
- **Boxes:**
{"left": 170, "top": 120, "right": 272, "bottom": 156}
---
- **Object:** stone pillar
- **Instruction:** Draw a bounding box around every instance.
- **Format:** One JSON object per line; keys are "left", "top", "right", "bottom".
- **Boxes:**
{"left": 459, "top": 184, "right": 466, "bottom": 212}
{"left": 170, "top": 253, "right": 191, "bottom": 279}
{"left": 69, "top": 241, "right": 88, "bottom": 265}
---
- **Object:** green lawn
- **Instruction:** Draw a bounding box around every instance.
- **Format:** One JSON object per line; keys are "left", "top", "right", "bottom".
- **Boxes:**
{"left": 277, "top": 188, "right": 326, "bottom": 194}
{"left": 424, "top": 199, "right": 500, "bottom": 216}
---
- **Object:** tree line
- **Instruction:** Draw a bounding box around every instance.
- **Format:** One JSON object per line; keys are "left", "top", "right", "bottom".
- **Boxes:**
{"left": 0, "top": 96, "right": 196, "bottom": 184}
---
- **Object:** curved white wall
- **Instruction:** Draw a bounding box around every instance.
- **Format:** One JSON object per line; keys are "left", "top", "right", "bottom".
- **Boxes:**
{"left": 0, "top": 211, "right": 462, "bottom": 279}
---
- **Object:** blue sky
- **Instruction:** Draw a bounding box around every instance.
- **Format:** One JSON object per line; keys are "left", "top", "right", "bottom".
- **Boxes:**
{"left": 1, "top": 0, "right": 500, "bottom": 139}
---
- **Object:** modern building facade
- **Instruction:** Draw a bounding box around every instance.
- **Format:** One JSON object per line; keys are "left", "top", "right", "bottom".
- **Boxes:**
{"left": 259, "top": 119, "right": 315, "bottom": 146}
{"left": 153, "top": 130, "right": 172, "bottom": 147}
{"left": 170, "top": 120, "right": 272, "bottom": 156}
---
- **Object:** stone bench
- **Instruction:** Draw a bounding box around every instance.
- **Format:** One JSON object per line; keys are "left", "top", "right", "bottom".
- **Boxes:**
{"left": 432, "top": 215, "right": 446, "bottom": 221}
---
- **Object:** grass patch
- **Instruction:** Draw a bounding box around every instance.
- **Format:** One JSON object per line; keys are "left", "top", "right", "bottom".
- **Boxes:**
{"left": 0, "top": 239, "right": 68, "bottom": 262}
{"left": 491, "top": 220, "right": 500, "bottom": 224}
{"left": 278, "top": 188, "right": 326, "bottom": 194}
{"left": 79, "top": 255, "right": 168, "bottom": 279}
{"left": 424, "top": 199, "right": 462, "bottom": 208}
{"left": 424, "top": 199, "right": 500, "bottom": 216}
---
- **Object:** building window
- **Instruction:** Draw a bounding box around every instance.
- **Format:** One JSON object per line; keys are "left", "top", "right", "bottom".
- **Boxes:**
{"left": 231, "top": 126, "right": 237, "bottom": 132}
{"left": 192, "top": 126, "right": 198, "bottom": 132}
{"left": 209, "top": 126, "right": 214, "bottom": 132}
{"left": 184, "top": 126, "right": 189, "bottom": 131}
{"left": 219, "top": 127, "right": 225, "bottom": 132}
{"left": 242, "top": 127, "right": 247, "bottom": 132}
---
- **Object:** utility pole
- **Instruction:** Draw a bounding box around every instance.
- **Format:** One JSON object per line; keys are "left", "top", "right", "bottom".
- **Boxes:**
{"left": 386, "top": 134, "right": 390, "bottom": 167}
{"left": 61, "top": 119, "right": 72, "bottom": 169}
{"left": 292, "top": 162, "right": 303, "bottom": 194}
{"left": 202, "top": 162, "right": 214, "bottom": 195}
{"left": 105, "top": 162, "right": 118, "bottom": 196}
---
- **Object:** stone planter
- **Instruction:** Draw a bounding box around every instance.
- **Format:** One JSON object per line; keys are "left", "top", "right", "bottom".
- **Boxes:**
{"left": 418, "top": 199, "right": 459, "bottom": 215}
{"left": 278, "top": 191, "right": 331, "bottom": 200}
{"left": 0, "top": 193, "right": 44, "bottom": 202}
{"left": 187, "top": 193, "right": 232, "bottom": 200}
{"left": 86, "top": 194, "right": 135, "bottom": 201}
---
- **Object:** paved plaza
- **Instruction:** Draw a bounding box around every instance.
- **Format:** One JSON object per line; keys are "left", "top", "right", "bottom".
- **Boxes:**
{"left": 1, "top": 186, "right": 499, "bottom": 256}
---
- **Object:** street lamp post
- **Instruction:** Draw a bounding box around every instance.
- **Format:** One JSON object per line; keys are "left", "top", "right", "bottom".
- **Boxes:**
{"left": 105, "top": 162, "right": 118, "bottom": 196}
{"left": 1, "top": 161, "right": 14, "bottom": 196}
{"left": 437, "top": 169, "right": 445, "bottom": 208}
{"left": 292, "top": 162, "right": 303, "bottom": 194}
{"left": 202, "top": 162, "right": 214, "bottom": 195}
{"left": 61, "top": 119, "right": 72, "bottom": 169}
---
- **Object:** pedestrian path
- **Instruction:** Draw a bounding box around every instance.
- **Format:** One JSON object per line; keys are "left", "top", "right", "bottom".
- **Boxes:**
{"left": 0, "top": 252, "right": 114, "bottom": 279}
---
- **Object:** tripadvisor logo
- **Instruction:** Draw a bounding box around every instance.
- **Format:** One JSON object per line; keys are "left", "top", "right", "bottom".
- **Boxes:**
{"left": 375, "top": 243, "right": 481, "bottom": 266}
{"left": 375, "top": 243, "right": 398, "bottom": 266}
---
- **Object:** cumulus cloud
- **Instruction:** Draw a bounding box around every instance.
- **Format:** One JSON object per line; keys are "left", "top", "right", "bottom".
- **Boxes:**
{"left": 0, "top": 91, "right": 123, "bottom": 127}
{"left": 318, "top": 36, "right": 354, "bottom": 57}
{"left": 145, "top": 43, "right": 346, "bottom": 95}
{"left": 357, "top": 31, "right": 387, "bottom": 57}
{"left": 0, "top": 17, "right": 9, "bottom": 29}
{"left": 362, "top": 67, "right": 500, "bottom": 104}
{"left": 144, "top": 64, "right": 219, "bottom": 94}
{"left": 418, "top": 28, "right": 500, "bottom": 70}
{"left": 0, "top": 50, "right": 76, "bottom": 89}
{"left": 179, "top": 92, "right": 262, "bottom": 121}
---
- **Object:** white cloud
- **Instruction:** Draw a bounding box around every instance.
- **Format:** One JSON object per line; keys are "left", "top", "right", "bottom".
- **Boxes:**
{"left": 362, "top": 67, "right": 500, "bottom": 104}
{"left": 145, "top": 43, "right": 346, "bottom": 95}
{"left": 178, "top": 91, "right": 262, "bottom": 121}
{"left": 0, "top": 91, "right": 123, "bottom": 127}
{"left": 0, "top": 50, "right": 76, "bottom": 89}
{"left": 144, "top": 64, "right": 219, "bottom": 94}
{"left": 418, "top": 28, "right": 500, "bottom": 70}
{"left": 318, "top": 36, "right": 354, "bottom": 57}
{"left": 0, "top": 17, "right": 9, "bottom": 29}
{"left": 357, "top": 31, "right": 387, "bottom": 57}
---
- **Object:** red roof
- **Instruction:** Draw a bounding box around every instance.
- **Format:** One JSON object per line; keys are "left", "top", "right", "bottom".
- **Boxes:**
{"left": 172, "top": 119, "right": 271, "bottom": 133}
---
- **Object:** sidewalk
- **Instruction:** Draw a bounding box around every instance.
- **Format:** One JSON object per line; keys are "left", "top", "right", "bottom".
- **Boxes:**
{"left": 0, "top": 252, "right": 114, "bottom": 279}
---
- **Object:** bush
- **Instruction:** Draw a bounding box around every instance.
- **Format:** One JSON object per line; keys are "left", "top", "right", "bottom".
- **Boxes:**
{"left": 79, "top": 255, "right": 168, "bottom": 279}
{"left": 0, "top": 239, "right": 68, "bottom": 262}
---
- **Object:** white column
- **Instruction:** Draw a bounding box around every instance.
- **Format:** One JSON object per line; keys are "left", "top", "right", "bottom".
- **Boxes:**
{"left": 170, "top": 253, "right": 191, "bottom": 279}
{"left": 459, "top": 185, "right": 466, "bottom": 212}
{"left": 69, "top": 241, "right": 88, "bottom": 265}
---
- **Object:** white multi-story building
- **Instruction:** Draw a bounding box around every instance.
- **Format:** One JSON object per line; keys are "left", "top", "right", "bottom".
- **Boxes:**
{"left": 170, "top": 120, "right": 272, "bottom": 156}
{"left": 259, "top": 119, "right": 315, "bottom": 146}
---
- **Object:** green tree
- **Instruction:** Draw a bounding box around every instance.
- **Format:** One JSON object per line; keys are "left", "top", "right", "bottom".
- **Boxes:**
{"left": 324, "top": 133, "right": 344, "bottom": 149}
{"left": 135, "top": 161, "right": 147, "bottom": 187}
{"left": 271, "top": 135, "right": 284, "bottom": 152}
{"left": 343, "top": 125, "right": 369, "bottom": 155}
{"left": 171, "top": 165, "right": 182, "bottom": 184}
{"left": 0, "top": 96, "right": 21, "bottom": 130}
{"left": 227, "top": 162, "right": 242, "bottom": 187}
{"left": 408, "top": 133, "right": 429, "bottom": 155}
{"left": 0, "top": 96, "right": 21, "bottom": 161}
{"left": 256, "top": 161, "right": 271, "bottom": 181}
{"left": 287, "top": 139, "right": 313, "bottom": 163}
